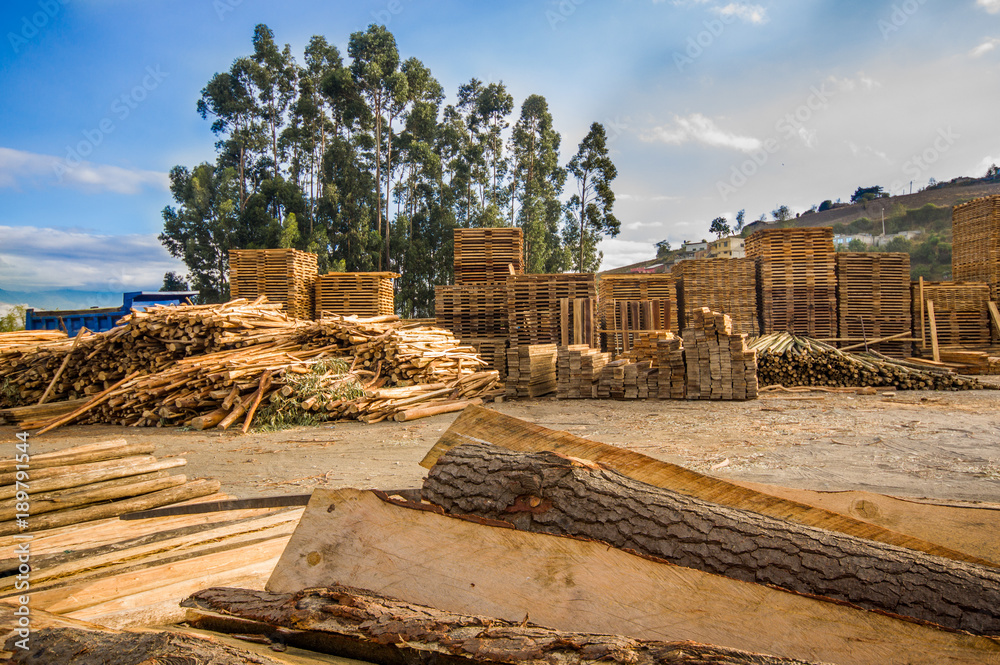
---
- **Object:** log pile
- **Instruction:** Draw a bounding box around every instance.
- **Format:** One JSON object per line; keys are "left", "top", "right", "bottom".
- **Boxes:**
{"left": 229, "top": 249, "right": 318, "bottom": 320}
{"left": 557, "top": 344, "right": 611, "bottom": 399}
{"left": 836, "top": 252, "right": 912, "bottom": 357}
{"left": 314, "top": 271, "right": 397, "bottom": 318}
{"left": 913, "top": 280, "right": 991, "bottom": 347}
{"left": 453, "top": 227, "right": 524, "bottom": 283}
{"left": 507, "top": 274, "right": 597, "bottom": 346}
{"left": 672, "top": 258, "right": 759, "bottom": 335}
{"left": 751, "top": 332, "right": 985, "bottom": 390}
{"left": 681, "top": 308, "right": 758, "bottom": 401}
{"left": 0, "top": 329, "right": 68, "bottom": 349}
{"left": 506, "top": 344, "right": 557, "bottom": 398}
{"left": 746, "top": 227, "right": 837, "bottom": 337}
{"left": 952, "top": 195, "right": 1000, "bottom": 302}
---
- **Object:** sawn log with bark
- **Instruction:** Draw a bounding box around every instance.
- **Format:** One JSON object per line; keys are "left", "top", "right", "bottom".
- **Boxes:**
{"left": 182, "top": 585, "right": 824, "bottom": 665}
{"left": 422, "top": 443, "right": 1000, "bottom": 636}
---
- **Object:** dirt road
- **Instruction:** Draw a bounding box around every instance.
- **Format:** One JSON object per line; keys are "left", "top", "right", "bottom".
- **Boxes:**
{"left": 4, "top": 389, "right": 999, "bottom": 503}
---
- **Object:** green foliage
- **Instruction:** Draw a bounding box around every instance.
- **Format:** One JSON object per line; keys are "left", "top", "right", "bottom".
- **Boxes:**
{"left": 734, "top": 209, "right": 745, "bottom": 233}
{"left": 252, "top": 358, "right": 363, "bottom": 431}
{"left": 565, "top": 122, "right": 619, "bottom": 272}
{"left": 161, "top": 272, "right": 190, "bottom": 291}
{"left": 0, "top": 306, "right": 27, "bottom": 333}
{"left": 771, "top": 205, "right": 791, "bottom": 222}
{"left": 655, "top": 240, "right": 672, "bottom": 258}
{"left": 818, "top": 200, "right": 834, "bottom": 212}
{"left": 709, "top": 216, "right": 731, "bottom": 239}
{"left": 850, "top": 185, "right": 887, "bottom": 204}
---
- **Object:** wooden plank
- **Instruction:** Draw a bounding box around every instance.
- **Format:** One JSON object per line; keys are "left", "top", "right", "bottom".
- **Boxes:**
{"left": 418, "top": 406, "right": 993, "bottom": 566}
{"left": 928, "top": 299, "right": 941, "bottom": 362}
{"left": 989, "top": 301, "right": 1000, "bottom": 338}
{"left": 920, "top": 275, "right": 927, "bottom": 349}
{"left": 266, "top": 489, "right": 1000, "bottom": 665}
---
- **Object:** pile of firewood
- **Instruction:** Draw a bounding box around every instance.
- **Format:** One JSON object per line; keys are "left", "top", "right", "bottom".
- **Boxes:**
{"left": 0, "top": 330, "right": 67, "bottom": 350}
{"left": 751, "top": 332, "right": 986, "bottom": 390}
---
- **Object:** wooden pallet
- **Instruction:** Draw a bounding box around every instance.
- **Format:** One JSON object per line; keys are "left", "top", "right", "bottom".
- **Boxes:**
{"left": 229, "top": 249, "right": 318, "bottom": 320}
{"left": 314, "top": 272, "right": 398, "bottom": 318}
{"left": 454, "top": 228, "right": 524, "bottom": 284}
{"left": 557, "top": 344, "right": 611, "bottom": 399}
{"left": 952, "top": 196, "right": 1000, "bottom": 303}
{"left": 435, "top": 284, "right": 509, "bottom": 339}
{"left": 745, "top": 228, "right": 837, "bottom": 337}
{"left": 507, "top": 274, "right": 597, "bottom": 347}
{"left": 505, "top": 344, "right": 558, "bottom": 398}
{"left": 912, "top": 281, "right": 991, "bottom": 347}
{"left": 836, "top": 253, "right": 912, "bottom": 357}
{"left": 672, "top": 258, "right": 759, "bottom": 336}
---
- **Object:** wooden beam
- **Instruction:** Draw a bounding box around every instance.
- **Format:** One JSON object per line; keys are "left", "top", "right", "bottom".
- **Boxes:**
{"left": 266, "top": 489, "right": 1000, "bottom": 665}
{"left": 988, "top": 301, "right": 1000, "bottom": 340}
{"left": 927, "top": 299, "right": 940, "bottom": 362}
{"left": 838, "top": 330, "right": 915, "bottom": 352}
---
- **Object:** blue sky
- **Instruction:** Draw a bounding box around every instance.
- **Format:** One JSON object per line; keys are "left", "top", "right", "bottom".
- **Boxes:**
{"left": 2, "top": 0, "right": 1000, "bottom": 299}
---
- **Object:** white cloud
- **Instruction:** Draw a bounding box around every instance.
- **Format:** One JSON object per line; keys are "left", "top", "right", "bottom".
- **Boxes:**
{"left": 712, "top": 2, "right": 768, "bottom": 24}
{"left": 977, "top": 0, "right": 1000, "bottom": 14}
{"left": 797, "top": 127, "right": 818, "bottom": 148}
{"left": 969, "top": 38, "right": 1000, "bottom": 57}
{"left": 642, "top": 114, "right": 763, "bottom": 153}
{"left": 0, "top": 147, "right": 168, "bottom": 195}
{"left": 597, "top": 237, "right": 660, "bottom": 270}
{"left": 0, "top": 226, "right": 185, "bottom": 291}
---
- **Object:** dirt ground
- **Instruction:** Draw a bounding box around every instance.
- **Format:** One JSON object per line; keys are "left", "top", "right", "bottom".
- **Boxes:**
{"left": 4, "top": 388, "right": 1000, "bottom": 504}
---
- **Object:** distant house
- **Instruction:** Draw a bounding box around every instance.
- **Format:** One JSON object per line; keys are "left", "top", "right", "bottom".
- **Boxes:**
{"left": 708, "top": 236, "right": 745, "bottom": 259}
{"left": 680, "top": 239, "right": 709, "bottom": 254}
{"left": 833, "top": 233, "right": 875, "bottom": 247}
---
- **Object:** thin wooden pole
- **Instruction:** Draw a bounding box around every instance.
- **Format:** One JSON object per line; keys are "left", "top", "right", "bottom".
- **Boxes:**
{"left": 927, "top": 300, "right": 940, "bottom": 363}
{"left": 37, "top": 327, "right": 87, "bottom": 406}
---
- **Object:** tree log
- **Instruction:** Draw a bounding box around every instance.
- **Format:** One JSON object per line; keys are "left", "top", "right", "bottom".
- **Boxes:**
{"left": 183, "top": 586, "right": 822, "bottom": 665}
{"left": 392, "top": 397, "right": 483, "bottom": 422}
{"left": 423, "top": 443, "right": 1000, "bottom": 636}
{"left": 3, "top": 627, "right": 285, "bottom": 665}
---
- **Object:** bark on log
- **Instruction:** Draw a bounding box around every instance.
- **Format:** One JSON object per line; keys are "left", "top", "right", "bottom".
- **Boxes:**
{"left": 423, "top": 443, "right": 1000, "bottom": 636}
{"left": 183, "top": 586, "right": 823, "bottom": 665}
{"left": 3, "top": 627, "right": 285, "bottom": 665}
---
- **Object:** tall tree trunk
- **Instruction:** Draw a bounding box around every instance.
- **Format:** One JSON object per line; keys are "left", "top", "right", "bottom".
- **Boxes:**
{"left": 385, "top": 116, "right": 393, "bottom": 271}
{"left": 423, "top": 443, "right": 1000, "bottom": 636}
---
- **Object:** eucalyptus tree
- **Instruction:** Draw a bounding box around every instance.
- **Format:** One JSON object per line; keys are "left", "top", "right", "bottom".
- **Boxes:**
{"left": 565, "top": 122, "right": 619, "bottom": 272}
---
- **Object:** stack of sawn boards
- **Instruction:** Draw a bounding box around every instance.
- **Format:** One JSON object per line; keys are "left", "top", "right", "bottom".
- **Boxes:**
{"left": 913, "top": 280, "right": 992, "bottom": 347}
{"left": 952, "top": 195, "right": 1000, "bottom": 302}
{"left": 314, "top": 271, "right": 398, "bottom": 318}
{"left": 672, "top": 257, "right": 759, "bottom": 336}
{"left": 229, "top": 249, "right": 317, "bottom": 320}
{"left": 599, "top": 273, "right": 678, "bottom": 353}
{"left": 836, "top": 252, "right": 912, "bottom": 357}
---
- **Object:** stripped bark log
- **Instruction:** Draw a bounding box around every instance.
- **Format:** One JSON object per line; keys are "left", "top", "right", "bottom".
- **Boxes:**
{"left": 423, "top": 443, "right": 1000, "bottom": 636}
{"left": 183, "top": 586, "right": 824, "bottom": 665}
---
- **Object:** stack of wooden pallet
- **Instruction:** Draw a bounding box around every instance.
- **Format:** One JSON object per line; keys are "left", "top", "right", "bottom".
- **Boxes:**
{"left": 598, "top": 274, "right": 678, "bottom": 351}
{"left": 952, "top": 196, "right": 1000, "bottom": 302}
{"left": 836, "top": 253, "right": 912, "bottom": 357}
{"left": 505, "top": 344, "right": 557, "bottom": 398}
{"left": 0, "top": 440, "right": 301, "bottom": 629}
{"left": 556, "top": 345, "right": 611, "bottom": 399}
{"left": 314, "top": 272, "right": 397, "bottom": 318}
{"left": 680, "top": 308, "right": 758, "bottom": 401}
{"left": 656, "top": 335, "right": 687, "bottom": 399}
{"left": 913, "top": 281, "right": 991, "bottom": 347}
{"left": 672, "top": 258, "right": 759, "bottom": 335}
{"left": 229, "top": 249, "right": 318, "bottom": 320}
{"left": 746, "top": 228, "right": 837, "bottom": 337}
{"left": 435, "top": 284, "right": 508, "bottom": 339}
{"left": 507, "top": 274, "right": 597, "bottom": 347}
{"left": 454, "top": 228, "right": 524, "bottom": 283}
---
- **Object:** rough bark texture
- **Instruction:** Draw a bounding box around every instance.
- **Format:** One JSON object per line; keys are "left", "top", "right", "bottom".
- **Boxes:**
{"left": 422, "top": 443, "right": 1000, "bottom": 636}
{"left": 183, "top": 586, "right": 823, "bottom": 665}
{"left": 3, "top": 627, "right": 285, "bottom": 665}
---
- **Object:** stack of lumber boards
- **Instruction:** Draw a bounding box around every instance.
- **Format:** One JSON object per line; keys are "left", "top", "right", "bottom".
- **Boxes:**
{"left": 836, "top": 252, "right": 912, "bottom": 357}
{"left": 559, "top": 297, "right": 598, "bottom": 347}
{"left": 557, "top": 345, "right": 611, "bottom": 398}
{"left": 229, "top": 249, "right": 317, "bottom": 320}
{"left": 506, "top": 343, "right": 557, "bottom": 398}
{"left": 462, "top": 337, "right": 507, "bottom": 382}
{"left": 746, "top": 227, "right": 837, "bottom": 337}
{"left": 597, "top": 359, "right": 657, "bottom": 399}
{"left": 952, "top": 195, "right": 1000, "bottom": 302}
{"left": 507, "top": 274, "right": 597, "bottom": 347}
{"left": 434, "top": 283, "right": 508, "bottom": 338}
{"left": 681, "top": 308, "right": 758, "bottom": 401}
{"left": 751, "top": 332, "right": 985, "bottom": 390}
{"left": 913, "top": 280, "right": 991, "bottom": 347}
{"left": 672, "top": 258, "right": 759, "bottom": 335}
{"left": 598, "top": 274, "right": 678, "bottom": 351}
{"left": 314, "top": 271, "right": 397, "bottom": 318}
{"left": 453, "top": 227, "right": 524, "bottom": 283}
{"left": 0, "top": 439, "right": 299, "bottom": 629}
{"left": 622, "top": 330, "right": 675, "bottom": 364}
{"left": 656, "top": 335, "right": 687, "bottom": 399}
{"left": 0, "top": 330, "right": 67, "bottom": 350}
{"left": 608, "top": 299, "right": 671, "bottom": 354}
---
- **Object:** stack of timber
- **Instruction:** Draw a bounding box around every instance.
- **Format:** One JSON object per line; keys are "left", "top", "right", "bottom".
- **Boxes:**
{"left": 462, "top": 337, "right": 508, "bottom": 381}
{"left": 0, "top": 330, "right": 68, "bottom": 350}
{"left": 229, "top": 249, "right": 317, "bottom": 320}
{"left": 557, "top": 345, "right": 611, "bottom": 399}
{"left": 453, "top": 227, "right": 524, "bottom": 283}
{"left": 672, "top": 258, "right": 759, "bottom": 335}
{"left": 506, "top": 343, "right": 557, "bottom": 398}
{"left": 913, "top": 280, "right": 991, "bottom": 348}
{"left": 608, "top": 299, "right": 672, "bottom": 354}
{"left": 745, "top": 227, "right": 837, "bottom": 337}
{"left": 434, "top": 283, "right": 509, "bottom": 379}
{"left": 751, "top": 332, "right": 985, "bottom": 390}
{"left": 0, "top": 439, "right": 301, "bottom": 628}
{"left": 656, "top": 335, "right": 687, "bottom": 399}
{"left": 623, "top": 330, "right": 675, "bottom": 364}
{"left": 952, "top": 195, "right": 1000, "bottom": 302}
{"left": 681, "top": 308, "right": 758, "bottom": 401}
{"left": 314, "top": 271, "right": 397, "bottom": 318}
{"left": 559, "top": 297, "right": 599, "bottom": 347}
{"left": 836, "top": 252, "right": 913, "bottom": 357}
{"left": 507, "top": 274, "right": 597, "bottom": 347}
{"left": 599, "top": 274, "right": 678, "bottom": 351}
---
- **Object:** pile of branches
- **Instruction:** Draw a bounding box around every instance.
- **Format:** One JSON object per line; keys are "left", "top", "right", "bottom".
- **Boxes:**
{"left": 1, "top": 299, "right": 499, "bottom": 432}
{"left": 749, "top": 332, "right": 985, "bottom": 391}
